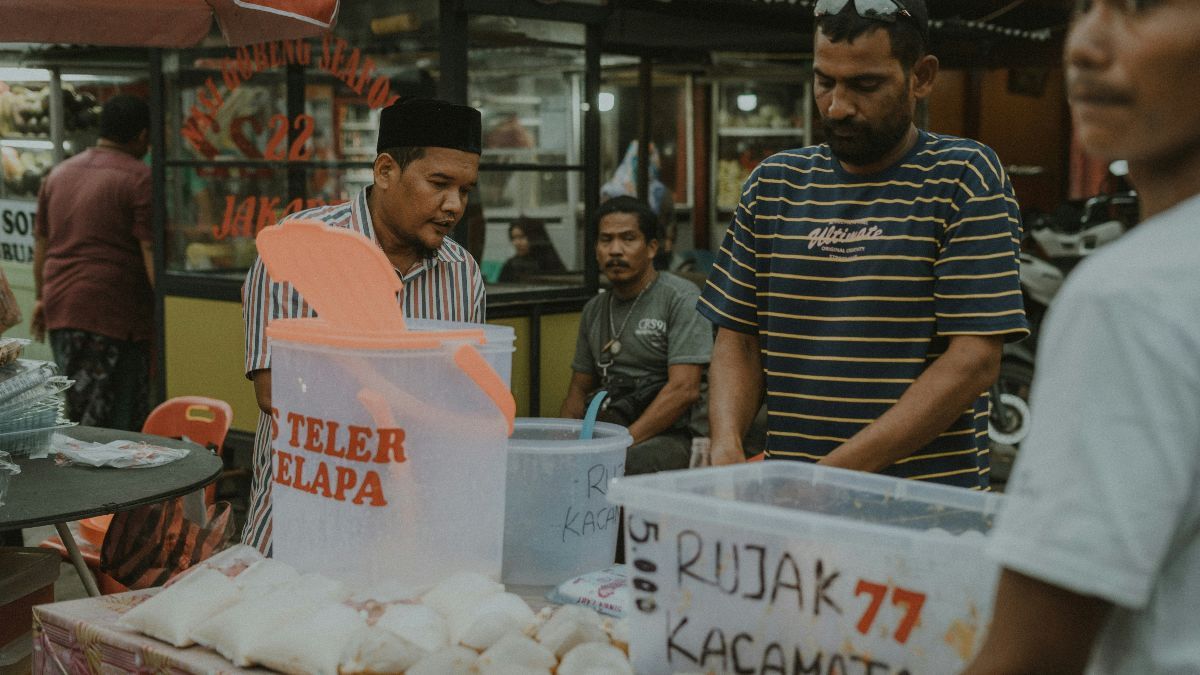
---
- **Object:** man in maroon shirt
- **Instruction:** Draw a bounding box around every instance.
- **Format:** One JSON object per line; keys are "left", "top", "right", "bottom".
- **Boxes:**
{"left": 32, "top": 94, "right": 154, "bottom": 430}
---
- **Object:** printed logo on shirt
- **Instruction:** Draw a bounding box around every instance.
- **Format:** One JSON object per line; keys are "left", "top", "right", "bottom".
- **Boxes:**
{"left": 635, "top": 317, "right": 668, "bottom": 350}
{"left": 808, "top": 221, "right": 885, "bottom": 257}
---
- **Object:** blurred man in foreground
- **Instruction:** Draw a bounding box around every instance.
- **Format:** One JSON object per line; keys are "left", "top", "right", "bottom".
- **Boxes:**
{"left": 966, "top": 1, "right": 1200, "bottom": 672}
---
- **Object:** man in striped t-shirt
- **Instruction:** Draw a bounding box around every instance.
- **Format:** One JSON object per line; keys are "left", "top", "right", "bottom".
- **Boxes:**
{"left": 241, "top": 98, "right": 486, "bottom": 553}
{"left": 699, "top": 0, "right": 1028, "bottom": 489}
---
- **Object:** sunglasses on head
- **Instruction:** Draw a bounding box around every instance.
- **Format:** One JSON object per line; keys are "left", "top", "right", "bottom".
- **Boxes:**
{"left": 813, "top": 0, "right": 913, "bottom": 21}
{"left": 1074, "top": 0, "right": 1162, "bottom": 14}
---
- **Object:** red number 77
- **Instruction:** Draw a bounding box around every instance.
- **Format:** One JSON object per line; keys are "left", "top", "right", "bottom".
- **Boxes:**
{"left": 854, "top": 580, "right": 927, "bottom": 644}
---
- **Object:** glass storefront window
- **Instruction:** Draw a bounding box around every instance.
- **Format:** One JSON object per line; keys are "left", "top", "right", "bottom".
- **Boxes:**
{"left": 161, "top": 0, "right": 441, "bottom": 279}
{"left": 468, "top": 16, "right": 587, "bottom": 292}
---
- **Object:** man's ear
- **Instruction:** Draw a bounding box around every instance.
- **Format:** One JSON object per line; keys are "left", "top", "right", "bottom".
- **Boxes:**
{"left": 911, "top": 54, "right": 939, "bottom": 99}
{"left": 373, "top": 153, "right": 395, "bottom": 190}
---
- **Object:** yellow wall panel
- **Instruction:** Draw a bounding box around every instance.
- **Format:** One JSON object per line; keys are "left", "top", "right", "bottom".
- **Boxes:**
{"left": 0, "top": 261, "right": 54, "bottom": 362}
{"left": 490, "top": 316, "right": 531, "bottom": 417}
{"left": 164, "top": 297, "right": 260, "bottom": 432}
{"left": 539, "top": 311, "right": 581, "bottom": 416}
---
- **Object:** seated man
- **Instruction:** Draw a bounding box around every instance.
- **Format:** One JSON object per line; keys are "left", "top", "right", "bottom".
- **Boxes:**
{"left": 560, "top": 196, "right": 712, "bottom": 475}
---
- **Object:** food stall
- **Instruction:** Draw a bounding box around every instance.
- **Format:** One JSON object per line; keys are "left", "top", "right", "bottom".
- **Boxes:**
{"left": 0, "top": 0, "right": 1081, "bottom": 670}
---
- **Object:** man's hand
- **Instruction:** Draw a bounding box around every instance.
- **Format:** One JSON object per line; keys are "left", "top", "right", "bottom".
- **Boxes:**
{"left": 30, "top": 300, "right": 46, "bottom": 342}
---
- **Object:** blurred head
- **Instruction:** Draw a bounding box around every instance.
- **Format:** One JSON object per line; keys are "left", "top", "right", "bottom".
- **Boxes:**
{"left": 594, "top": 196, "right": 659, "bottom": 289}
{"left": 99, "top": 94, "right": 150, "bottom": 156}
{"left": 509, "top": 217, "right": 551, "bottom": 258}
{"left": 813, "top": 0, "right": 937, "bottom": 169}
{"left": 1065, "top": 1, "right": 1200, "bottom": 169}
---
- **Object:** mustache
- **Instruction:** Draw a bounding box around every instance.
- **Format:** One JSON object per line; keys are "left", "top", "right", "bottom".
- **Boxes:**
{"left": 1067, "top": 76, "right": 1134, "bottom": 105}
{"left": 823, "top": 118, "right": 868, "bottom": 135}
{"left": 604, "top": 260, "right": 631, "bottom": 269}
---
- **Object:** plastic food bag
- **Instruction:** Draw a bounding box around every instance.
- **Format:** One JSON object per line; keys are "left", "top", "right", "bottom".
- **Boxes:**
{"left": 120, "top": 567, "right": 240, "bottom": 647}
{"left": 0, "top": 450, "right": 19, "bottom": 507}
{"left": 53, "top": 434, "right": 188, "bottom": 468}
{"left": 545, "top": 565, "right": 628, "bottom": 617}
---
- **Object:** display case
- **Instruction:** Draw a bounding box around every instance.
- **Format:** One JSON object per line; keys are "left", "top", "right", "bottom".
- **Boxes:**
{"left": 468, "top": 15, "right": 587, "bottom": 289}
{"left": 0, "top": 67, "right": 144, "bottom": 270}
{"left": 711, "top": 73, "right": 813, "bottom": 221}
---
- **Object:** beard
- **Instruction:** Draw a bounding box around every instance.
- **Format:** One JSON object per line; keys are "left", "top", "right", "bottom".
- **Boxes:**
{"left": 822, "top": 97, "right": 913, "bottom": 168}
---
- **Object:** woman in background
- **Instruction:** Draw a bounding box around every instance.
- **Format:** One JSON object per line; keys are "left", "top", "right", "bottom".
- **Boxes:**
{"left": 499, "top": 217, "right": 566, "bottom": 283}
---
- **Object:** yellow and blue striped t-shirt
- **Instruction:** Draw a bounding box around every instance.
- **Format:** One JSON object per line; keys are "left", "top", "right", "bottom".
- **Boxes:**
{"left": 699, "top": 130, "right": 1029, "bottom": 489}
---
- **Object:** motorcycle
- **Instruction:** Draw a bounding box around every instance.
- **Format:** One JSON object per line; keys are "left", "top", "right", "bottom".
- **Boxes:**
{"left": 988, "top": 161, "right": 1137, "bottom": 482}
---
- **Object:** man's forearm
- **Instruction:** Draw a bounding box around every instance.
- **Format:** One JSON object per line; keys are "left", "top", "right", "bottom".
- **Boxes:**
{"left": 627, "top": 380, "right": 699, "bottom": 445}
{"left": 820, "top": 336, "right": 1001, "bottom": 472}
{"left": 708, "top": 328, "right": 764, "bottom": 462}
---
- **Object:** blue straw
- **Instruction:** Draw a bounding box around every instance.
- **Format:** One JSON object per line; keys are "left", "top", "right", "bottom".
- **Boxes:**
{"left": 580, "top": 390, "right": 608, "bottom": 440}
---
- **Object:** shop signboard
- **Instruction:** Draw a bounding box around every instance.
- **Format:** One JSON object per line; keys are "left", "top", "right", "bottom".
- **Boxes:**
{"left": 0, "top": 198, "right": 36, "bottom": 263}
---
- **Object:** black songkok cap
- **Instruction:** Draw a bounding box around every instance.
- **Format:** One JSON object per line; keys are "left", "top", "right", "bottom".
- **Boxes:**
{"left": 375, "top": 97, "right": 483, "bottom": 155}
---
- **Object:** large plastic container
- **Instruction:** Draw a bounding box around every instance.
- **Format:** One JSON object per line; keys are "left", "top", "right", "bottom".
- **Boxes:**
{"left": 501, "top": 418, "right": 632, "bottom": 587}
{"left": 609, "top": 462, "right": 1005, "bottom": 675}
{"left": 258, "top": 220, "right": 516, "bottom": 589}
{"left": 406, "top": 318, "right": 515, "bottom": 387}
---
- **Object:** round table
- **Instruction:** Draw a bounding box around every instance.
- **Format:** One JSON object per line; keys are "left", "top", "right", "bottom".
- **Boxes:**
{"left": 0, "top": 426, "right": 222, "bottom": 595}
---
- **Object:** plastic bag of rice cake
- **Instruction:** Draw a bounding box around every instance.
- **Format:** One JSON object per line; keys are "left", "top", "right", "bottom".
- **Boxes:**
{"left": 162, "top": 543, "right": 264, "bottom": 587}
{"left": 120, "top": 566, "right": 240, "bottom": 647}
{"left": 233, "top": 558, "right": 300, "bottom": 594}
{"left": 189, "top": 573, "right": 347, "bottom": 666}
{"left": 249, "top": 600, "right": 367, "bottom": 675}
{"left": 339, "top": 625, "right": 428, "bottom": 674}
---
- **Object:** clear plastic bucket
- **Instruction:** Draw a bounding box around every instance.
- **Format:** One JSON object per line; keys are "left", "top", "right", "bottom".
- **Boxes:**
{"left": 405, "top": 319, "right": 515, "bottom": 387}
{"left": 270, "top": 329, "right": 514, "bottom": 588}
{"left": 501, "top": 418, "right": 632, "bottom": 587}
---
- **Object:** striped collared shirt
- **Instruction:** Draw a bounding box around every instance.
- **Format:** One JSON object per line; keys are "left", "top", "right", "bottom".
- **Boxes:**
{"left": 240, "top": 187, "right": 485, "bottom": 553}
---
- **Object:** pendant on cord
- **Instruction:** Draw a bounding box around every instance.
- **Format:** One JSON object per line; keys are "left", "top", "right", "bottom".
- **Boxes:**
{"left": 602, "top": 339, "right": 622, "bottom": 356}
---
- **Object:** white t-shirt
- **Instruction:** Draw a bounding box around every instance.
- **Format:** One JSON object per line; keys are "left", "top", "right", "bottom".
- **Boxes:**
{"left": 987, "top": 193, "right": 1200, "bottom": 674}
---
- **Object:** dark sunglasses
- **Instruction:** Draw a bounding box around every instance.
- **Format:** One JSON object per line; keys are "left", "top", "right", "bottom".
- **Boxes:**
{"left": 813, "top": 0, "right": 913, "bottom": 21}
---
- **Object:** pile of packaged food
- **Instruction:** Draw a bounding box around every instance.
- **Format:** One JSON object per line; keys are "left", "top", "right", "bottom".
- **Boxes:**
{"left": 122, "top": 545, "right": 634, "bottom": 675}
{"left": 0, "top": 338, "right": 75, "bottom": 457}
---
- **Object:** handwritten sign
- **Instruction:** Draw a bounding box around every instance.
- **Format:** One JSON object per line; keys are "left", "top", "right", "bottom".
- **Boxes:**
{"left": 503, "top": 447, "right": 626, "bottom": 586}
{"left": 0, "top": 199, "right": 36, "bottom": 263}
{"left": 622, "top": 507, "right": 1000, "bottom": 674}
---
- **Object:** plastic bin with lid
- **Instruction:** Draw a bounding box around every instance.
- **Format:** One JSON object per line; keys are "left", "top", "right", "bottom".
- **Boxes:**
{"left": 257, "top": 220, "right": 516, "bottom": 589}
{"left": 608, "top": 461, "right": 1005, "bottom": 674}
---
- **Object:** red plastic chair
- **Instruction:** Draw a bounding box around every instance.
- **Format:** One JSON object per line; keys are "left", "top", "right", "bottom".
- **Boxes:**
{"left": 141, "top": 396, "right": 234, "bottom": 505}
{"left": 40, "top": 396, "right": 234, "bottom": 593}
